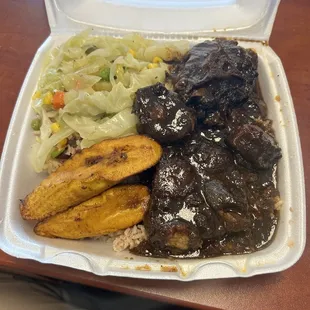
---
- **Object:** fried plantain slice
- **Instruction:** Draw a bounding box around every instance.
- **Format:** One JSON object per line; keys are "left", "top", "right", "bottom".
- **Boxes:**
{"left": 21, "top": 135, "right": 162, "bottom": 220}
{"left": 34, "top": 185, "right": 149, "bottom": 239}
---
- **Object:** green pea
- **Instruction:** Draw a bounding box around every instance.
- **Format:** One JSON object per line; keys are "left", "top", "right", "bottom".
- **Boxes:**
{"left": 31, "top": 118, "right": 41, "bottom": 131}
{"left": 51, "top": 148, "right": 65, "bottom": 158}
{"left": 99, "top": 68, "right": 110, "bottom": 81}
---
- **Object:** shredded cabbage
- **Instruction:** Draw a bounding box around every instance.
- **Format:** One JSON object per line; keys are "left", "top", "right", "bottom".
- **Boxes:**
{"left": 61, "top": 83, "right": 133, "bottom": 117}
{"left": 80, "top": 125, "right": 137, "bottom": 149}
{"left": 31, "top": 126, "right": 74, "bottom": 173}
{"left": 40, "top": 108, "right": 52, "bottom": 141}
{"left": 130, "top": 64, "right": 168, "bottom": 92}
{"left": 63, "top": 108, "right": 138, "bottom": 143}
{"left": 30, "top": 30, "right": 189, "bottom": 172}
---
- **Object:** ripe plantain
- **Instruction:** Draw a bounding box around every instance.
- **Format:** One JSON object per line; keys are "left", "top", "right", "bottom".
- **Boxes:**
{"left": 34, "top": 185, "right": 149, "bottom": 239}
{"left": 20, "top": 135, "right": 162, "bottom": 220}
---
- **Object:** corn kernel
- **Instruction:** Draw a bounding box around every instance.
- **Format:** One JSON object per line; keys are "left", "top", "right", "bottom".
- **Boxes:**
{"left": 43, "top": 91, "right": 53, "bottom": 105}
{"left": 116, "top": 64, "right": 124, "bottom": 76}
{"left": 128, "top": 49, "right": 136, "bottom": 57}
{"left": 51, "top": 122, "right": 60, "bottom": 133}
{"left": 152, "top": 56, "right": 163, "bottom": 63}
{"left": 57, "top": 138, "right": 68, "bottom": 148}
{"left": 147, "top": 63, "right": 159, "bottom": 69}
{"left": 32, "top": 90, "right": 41, "bottom": 100}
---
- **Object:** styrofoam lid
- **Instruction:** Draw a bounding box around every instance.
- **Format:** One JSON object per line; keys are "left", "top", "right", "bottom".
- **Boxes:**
{"left": 46, "top": 0, "right": 281, "bottom": 41}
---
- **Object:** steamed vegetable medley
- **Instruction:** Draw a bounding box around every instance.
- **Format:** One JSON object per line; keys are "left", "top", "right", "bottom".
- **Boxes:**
{"left": 30, "top": 30, "right": 189, "bottom": 173}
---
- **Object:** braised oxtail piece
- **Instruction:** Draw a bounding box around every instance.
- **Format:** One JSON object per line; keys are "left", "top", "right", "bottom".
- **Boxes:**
{"left": 133, "top": 83, "right": 195, "bottom": 144}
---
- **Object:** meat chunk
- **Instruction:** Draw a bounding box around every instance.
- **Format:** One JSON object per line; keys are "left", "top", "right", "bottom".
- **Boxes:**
{"left": 203, "top": 180, "right": 250, "bottom": 233}
{"left": 183, "top": 192, "right": 225, "bottom": 240}
{"left": 192, "top": 208, "right": 225, "bottom": 239}
{"left": 170, "top": 39, "right": 258, "bottom": 113}
{"left": 153, "top": 152, "right": 196, "bottom": 199}
{"left": 228, "top": 95, "right": 267, "bottom": 127}
{"left": 133, "top": 83, "right": 195, "bottom": 143}
{"left": 143, "top": 188, "right": 230, "bottom": 255}
{"left": 219, "top": 211, "right": 251, "bottom": 233}
{"left": 144, "top": 197, "right": 203, "bottom": 254}
{"left": 227, "top": 124, "right": 282, "bottom": 169}
{"left": 186, "top": 133, "right": 233, "bottom": 177}
{"left": 203, "top": 180, "right": 238, "bottom": 211}
{"left": 203, "top": 111, "right": 225, "bottom": 128}
{"left": 165, "top": 221, "right": 200, "bottom": 252}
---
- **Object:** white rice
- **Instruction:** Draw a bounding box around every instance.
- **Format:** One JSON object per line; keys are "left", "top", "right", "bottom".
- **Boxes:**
{"left": 274, "top": 196, "right": 283, "bottom": 210}
{"left": 44, "top": 159, "right": 63, "bottom": 174}
{"left": 64, "top": 139, "right": 81, "bottom": 157}
{"left": 44, "top": 137, "right": 82, "bottom": 174}
{"left": 112, "top": 225, "right": 147, "bottom": 252}
{"left": 93, "top": 225, "right": 146, "bottom": 252}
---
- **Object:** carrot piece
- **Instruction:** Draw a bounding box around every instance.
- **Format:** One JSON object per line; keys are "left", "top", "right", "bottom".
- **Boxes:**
{"left": 52, "top": 91, "right": 65, "bottom": 109}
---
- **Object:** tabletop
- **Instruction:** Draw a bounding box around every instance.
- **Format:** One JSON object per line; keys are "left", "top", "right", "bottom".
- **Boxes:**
{"left": 0, "top": 1, "right": 309, "bottom": 309}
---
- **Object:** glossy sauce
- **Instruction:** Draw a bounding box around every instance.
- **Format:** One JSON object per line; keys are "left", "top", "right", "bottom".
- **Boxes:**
{"left": 132, "top": 39, "right": 282, "bottom": 258}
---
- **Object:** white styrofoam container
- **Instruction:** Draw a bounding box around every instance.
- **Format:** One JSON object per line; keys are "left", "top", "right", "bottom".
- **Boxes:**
{"left": 0, "top": 0, "right": 305, "bottom": 281}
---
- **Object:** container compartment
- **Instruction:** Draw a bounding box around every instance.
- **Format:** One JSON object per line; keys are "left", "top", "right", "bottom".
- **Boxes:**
{"left": 0, "top": 32, "right": 305, "bottom": 280}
